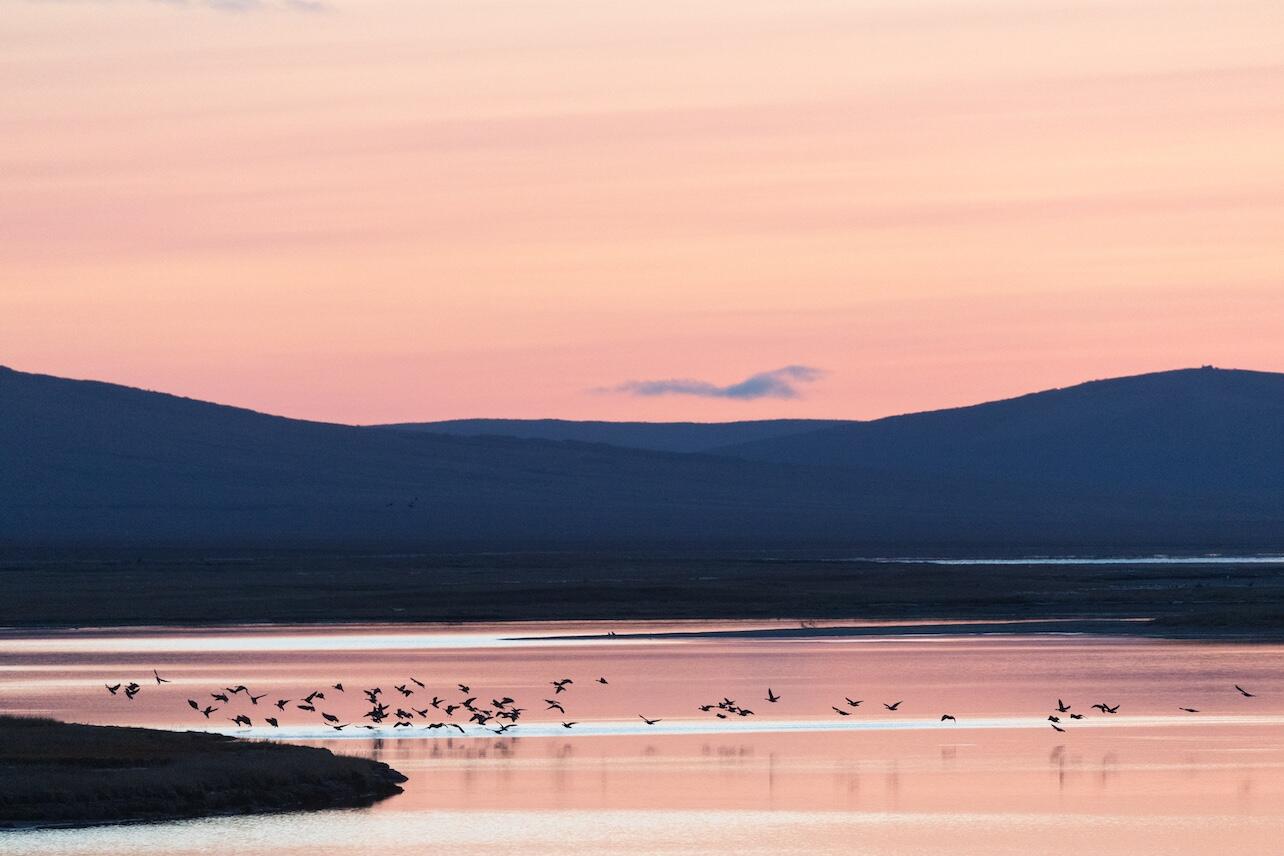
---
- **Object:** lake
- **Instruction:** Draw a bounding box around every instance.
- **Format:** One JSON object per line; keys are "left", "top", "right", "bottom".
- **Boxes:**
{"left": 2, "top": 621, "right": 1282, "bottom": 854}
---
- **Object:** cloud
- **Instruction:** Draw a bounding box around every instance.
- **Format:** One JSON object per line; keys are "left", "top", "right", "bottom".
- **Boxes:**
{"left": 600, "top": 365, "right": 826, "bottom": 400}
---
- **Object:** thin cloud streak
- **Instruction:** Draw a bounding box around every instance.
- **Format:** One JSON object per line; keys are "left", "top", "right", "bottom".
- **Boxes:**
{"left": 600, "top": 366, "right": 826, "bottom": 401}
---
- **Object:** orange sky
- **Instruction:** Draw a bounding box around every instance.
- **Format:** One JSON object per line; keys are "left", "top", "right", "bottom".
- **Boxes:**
{"left": 3, "top": 1, "right": 1282, "bottom": 423}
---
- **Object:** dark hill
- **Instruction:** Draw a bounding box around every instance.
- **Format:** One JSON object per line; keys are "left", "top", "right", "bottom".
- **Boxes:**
{"left": 2, "top": 365, "right": 1281, "bottom": 551}
{"left": 715, "top": 367, "right": 1284, "bottom": 502}
{"left": 381, "top": 418, "right": 840, "bottom": 453}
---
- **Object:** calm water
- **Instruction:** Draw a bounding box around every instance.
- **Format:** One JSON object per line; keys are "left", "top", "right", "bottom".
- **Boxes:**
{"left": 2, "top": 620, "right": 1283, "bottom": 854}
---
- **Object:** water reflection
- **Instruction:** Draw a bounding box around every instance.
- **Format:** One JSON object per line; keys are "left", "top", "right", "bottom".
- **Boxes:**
{"left": 2, "top": 623, "right": 1283, "bottom": 855}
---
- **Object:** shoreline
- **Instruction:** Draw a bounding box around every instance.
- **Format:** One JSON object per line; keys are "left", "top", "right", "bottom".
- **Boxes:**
{"left": 0, "top": 717, "right": 406, "bottom": 831}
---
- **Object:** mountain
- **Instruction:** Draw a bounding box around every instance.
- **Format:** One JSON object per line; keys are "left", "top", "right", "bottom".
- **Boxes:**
{"left": 2, "top": 365, "right": 1281, "bottom": 551}
{"left": 381, "top": 418, "right": 844, "bottom": 454}
{"left": 713, "top": 367, "right": 1284, "bottom": 502}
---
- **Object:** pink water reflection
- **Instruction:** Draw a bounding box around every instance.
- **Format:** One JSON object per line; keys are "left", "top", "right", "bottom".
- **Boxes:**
{"left": 2, "top": 622, "right": 1283, "bottom": 854}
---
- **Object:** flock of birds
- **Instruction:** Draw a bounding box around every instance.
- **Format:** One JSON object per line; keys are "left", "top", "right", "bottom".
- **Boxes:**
{"left": 102, "top": 670, "right": 1260, "bottom": 735}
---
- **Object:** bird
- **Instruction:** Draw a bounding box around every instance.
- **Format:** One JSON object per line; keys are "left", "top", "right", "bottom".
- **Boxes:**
{"left": 105, "top": 683, "right": 121, "bottom": 695}
{"left": 321, "top": 712, "right": 340, "bottom": 723}
{"left": 597, "top": 677, "right": 609, "bottom": 685}
{"left": 832, "top": 706, "right": 851, "bottom": 716}
{"left": 884, "top": 701, "right": 903, "bottom": 711}
{"left": 766, "top": 688, "right": 780, "bottom": 703}
{"left": 124, "top": 684, "right": 141, "bottom": 700}
{"left": 1048, "top": 715, "right": 1061, "bottom": 723}
{"left": 332, "top": 683, "right": 345, "bottom": 692}
{"left": 153, "top": 669, "right": 170, "bottom": 685}
{"left": 845, "top": 698, "right": 863, "bottom": 708}
{"left": 410, "top": 677, "right": 425, "bottom": 688}
{"left": 458, "top": 684, "right": 470, "bottom": 693}
{"left": 265, "top": 717, "right": 279, "bottom": 727}
{"left": 226, "top": 685, "right": 248, "bottom": 695}
{"left": 1069, "top": 713, "right": 1085, "bottom": 720}
{"left": 561, "top": 721, "right": 577, "bottom": 729}
{"left": 187, "top": 699, "right": 200, "bottom": 710}
{"left": 248, "top": 693, "right": 266, "bottom": 705}
{"left": 200, "top": 705, "right": 218, "bottom": 718}
{"left": 546, "top": 699, "right": 566, "bottom": 713}
{"left": 1179, "top": 707, "right": 1200, "bottom": 713}
{"left": 230, "top": 714, "right": 251, "bottom": 727}
{"left": 274, "top": 698, "right": 291, "bottom": 710}
{"left": 212, "top": 692, "right": 229, "bottom": 703}
{"left": 304, "top": 691, "right": 324, "bottom": 703}
{"left": 1050, "top": 721, "right": 1066, "bottom": 732}
{"left": 430, "top": 696, "right": 444, "bottom": 708}
{"left": 1235, "top": 685, "right": 1255, "bottom": 698}
{"left": 941, "top": 714, "right": 956, "bottom": 722}
{"left": 1056, "top": 699, "right": 1071, "bottom": 712}
{"left": 552, "top": 679, "right": 573, "bottom": 694}
{"left": 297, "top": 703, "right": 316, "bottom": 712}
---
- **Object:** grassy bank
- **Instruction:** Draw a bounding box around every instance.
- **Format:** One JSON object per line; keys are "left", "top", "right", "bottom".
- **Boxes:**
{"left": 0, "top": 716, "right": 405, "bottom": 828}
{"left": 3, "top": 550, "right": 1283, "bottom": 637}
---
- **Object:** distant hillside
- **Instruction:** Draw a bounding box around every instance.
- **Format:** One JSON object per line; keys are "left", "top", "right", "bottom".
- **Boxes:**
{"left": 2, "top": 365, "right": 1281, "bottom": 551}
{"left": 382, "top": 418, "right": 842, "bottom": 453}
{"left": 715, "top": 367, "right": 1284, "bottom": 501}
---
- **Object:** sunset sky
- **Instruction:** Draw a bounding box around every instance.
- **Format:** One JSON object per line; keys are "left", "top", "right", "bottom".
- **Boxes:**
{"left": 3, "top": 0, "right": 1281, "bottom": 423}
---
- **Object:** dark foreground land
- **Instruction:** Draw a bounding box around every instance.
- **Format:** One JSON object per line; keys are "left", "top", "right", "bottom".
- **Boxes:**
{"left": 4, "top": 551, "right": 1284, "bottom": 638}
{"left": 0, "top": 716, "right": 406, "bottom": 828}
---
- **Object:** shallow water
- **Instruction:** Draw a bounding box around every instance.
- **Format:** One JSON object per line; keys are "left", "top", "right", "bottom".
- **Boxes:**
{"left": 2, "top": 621, "right": 1283, "bottom": 854}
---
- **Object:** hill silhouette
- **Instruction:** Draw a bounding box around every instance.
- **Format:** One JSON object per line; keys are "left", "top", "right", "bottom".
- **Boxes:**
{"left": 2, "top": 365, "right": 1281, "bottom": 551}
{"left": 382, "top": 418, "right": 843, "bottom": 454}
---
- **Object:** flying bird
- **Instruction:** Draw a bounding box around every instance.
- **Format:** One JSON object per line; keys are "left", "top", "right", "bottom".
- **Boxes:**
{"left": 940, "top": 714, "right": 956, "bottom": 722}
{"left": 766, "top": 688, "right": 780, "bottom": 703}
{"left": 1235, "top": 685, "right": 1255, "bottom": 698}
{"left": 832, "top": 706, "right": 851, "bottom": 716}
{"left": 153, "top": 670, "right": 170, "bottom": 685}
{"left": 884, "top": 701, "right": 903, "bottom": 711}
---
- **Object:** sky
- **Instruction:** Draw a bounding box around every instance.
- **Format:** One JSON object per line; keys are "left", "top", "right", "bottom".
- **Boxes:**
{"left": 3, "top": 0, "right": 1282, "bottom": 424}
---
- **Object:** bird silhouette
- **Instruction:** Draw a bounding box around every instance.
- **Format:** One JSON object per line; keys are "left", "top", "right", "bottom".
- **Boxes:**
{"left": 940, "top": 714, "right": 956, "bottom": 722}
{"left": 561, "top": 721, "right": 577, "bottom": 729}
{"left": 597, "top": 677, "right": 609, "bottom": 685}
{"left": 248, "top": 693, "right": 266, "bottom": 705}
{"left": 884, "top": 701, "right": 903, "bottom": 711}
{"left": 153, "top": 669, "right": 170, "bottom": 685}
{"left": 546, "top": 699, "right": 566, "bottom": 713}
{"left": 332, "top": 683, "right": 345, "bottom": 692}
{"left": 1056, "top": 699, "right": 1071, "bottom": 712}
{"left": 105, "top": 683, "right": 121, "bottom": 695}
{"left": 265, "top": 717, "right": 279, "bottom": 727}
{"left": 832, "top": 706, "right": 851, "bottom": 716}
{"left": 200, "top": 705, "right": 218, "bottom": 718}
{"left": 1179, "top": 707, "right": 1200, "bottom": 713}
{"left": 1050, "top": 721, "right": 1066, "bottom": 732}
{"left": 274, "top": 698, "right": 291, "bottom": 710}
{"left": 187, "top": 699, "right": 200, "bottom": 710}
{"left": 766, "top": 688, "right": 780, "bottom": 703}
{"left": 212, "top": 692, "right": 229, "bottom": 703}
{"left": 845, "top": 698, "right": 863, "bottom": 708}
{"left": 1235, "top": 685, "right": 1255, "bottom": 698}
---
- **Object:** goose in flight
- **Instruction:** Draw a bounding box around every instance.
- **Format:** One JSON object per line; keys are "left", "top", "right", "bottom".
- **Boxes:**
{"left": 546, "top": 699, "right": 566, "bottom": 713}
{"left": 332, "top": 683, "right": 345, "bottom": 693}
{"left": 1056, "top": 699, "right": 1071, "bottom": 712}
{"left": 265, "top": 717, "right": 279, "bottom": 727}
{"left": 639, "top": 715, "right": 662, "bottom": 725}
{"left": 845, "top": 698, "right": 863, "bottom": 708}
{"left": 274, "top": 698, "right": 292, "bottom": 710}
{"left": 105, "top": 683, "right": 121, "bottom": 695}
{"left": 766, "top": 688, "right": 780, "bottom": 703}
{"left": 248, "top": 693, "right": 266, "bottom": 705}
{"left": 884, "top": 701, "right": 903, "bottom": 711}
{"left": 153, "top": 670, "right": 170, "bottom": 685}
{"left": 561, "top": 721, "right": 577, "bottom": 729}
{"left": 1050, "top": 721, "right": 1066, "bottom": 732}
{"left": 597, "top": 677, "right": 609, "bottom": 685}
{"left": 201, "top": 705, "right": 218, "bottom": 718}
{"left": 1235, "top": 685, "right": 1255, "bottom": 698}
{"left": 940, "top": 714, "right": 956, "bottom": 722}
{"left": 832, "top": 706, "right": 851, "bottom": 716}
{"left": 1179, "top": 707, "right": 1199, "bottom": 713}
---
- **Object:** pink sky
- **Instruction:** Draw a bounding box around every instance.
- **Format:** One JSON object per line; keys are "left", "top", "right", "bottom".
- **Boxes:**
{"left": 3, "top": 1, "right": 1282, "bottom": 424}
